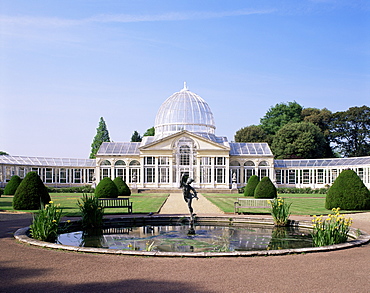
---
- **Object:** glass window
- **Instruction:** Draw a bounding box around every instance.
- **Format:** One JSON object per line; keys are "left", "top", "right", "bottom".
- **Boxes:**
{"left": 201, "top": 157, "right": 211, "bottom": 165}
{"left": 145, "top": 157, "right": 155, "bottom": 165}
{"left": 215, "top": 157, "right": 225, "bottom": 165}
{"left": 115, "top": 160, "right": 126, "bottom": 166}
{"left": 145, "top": 167, "right": 155, "bottom": 183}
{"left": 215, "top": 168, "right": 225, "bottom": 183}
{"left": 158, "top": 157, "right": 169, "bottom": 165}
{"left": 129, "top": 160, "right": 140, "bottom": 166}
{"left": 200, "top": 167, "right": 212, "bottom": 183}
{"left": 276, "top": 170, "right": 282, "bottom": 184}
{"left": 159, "top": 167, "right": 169, "bottom": 183}
{"left": 100, "top": 160, "right": 111, "bottom": 166}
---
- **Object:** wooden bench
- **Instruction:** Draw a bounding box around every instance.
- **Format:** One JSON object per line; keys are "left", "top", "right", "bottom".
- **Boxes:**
{"left": 98, "top": 198, "right": 132, "bottom": 214}
{"left": 234, "top": 198, "right": 271, "bottom": 214}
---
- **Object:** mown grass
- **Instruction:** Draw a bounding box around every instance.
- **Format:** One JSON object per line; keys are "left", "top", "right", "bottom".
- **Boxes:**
{"left": 0, "top": 193, "right": 169, "bottom": 216}
{"left": 203, "top": 193, "right": 369, "bottom": 215}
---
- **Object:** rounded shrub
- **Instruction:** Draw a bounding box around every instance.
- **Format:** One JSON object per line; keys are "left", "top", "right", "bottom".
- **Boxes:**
{"left": 4, "top": 175, "right": 22, "bottom": 195}
{"left": 244, "top": 175, "right": 259, "bottom": 197}
{"left": 254, "top": 177, "right": 277, "bottom": 199}
{"left": 325, "top": 169, "right": 370, "bottom": 210}
{"left": 113, "top": 177, "right": 131, "bottom": 197}
{"left": 13, "top": 172, "right": 51, "bottom": 210}
{"left": 95, "top": 177, "right": 119, "bottom": 198}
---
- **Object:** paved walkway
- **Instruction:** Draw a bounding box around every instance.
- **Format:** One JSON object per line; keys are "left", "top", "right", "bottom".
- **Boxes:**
{"left": 1, "top": 210, "right": 369, "bottom": 292}
{"left": 159, "top": 193, "right": 223, "bottom": 215}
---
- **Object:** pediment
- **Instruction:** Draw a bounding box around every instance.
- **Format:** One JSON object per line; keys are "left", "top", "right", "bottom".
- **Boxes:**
{"left": 139, "top": 130, "right": 230, "bottom": 152}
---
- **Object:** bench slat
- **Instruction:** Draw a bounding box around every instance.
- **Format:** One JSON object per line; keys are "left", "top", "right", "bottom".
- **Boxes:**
{"left": 234, "top": 198, "right": 271, "bottom": 214}
{"left": 98, "top": 198, "right": 132, "bottom": 213}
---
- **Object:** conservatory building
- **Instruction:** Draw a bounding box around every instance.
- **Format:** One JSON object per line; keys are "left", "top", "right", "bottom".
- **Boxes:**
{"left": 1, "top": 84, "right": 370, "bottom": 190}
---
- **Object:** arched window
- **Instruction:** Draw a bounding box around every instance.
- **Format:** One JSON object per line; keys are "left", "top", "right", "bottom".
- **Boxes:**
{"left": 129, "top": 160, "right": 140, "bottom": 183}
{"left": 100, "top": 160, "right": 111, "bottom": 166}
{"left": 244, "top": 160, "right": 255, "bottom": 183}
{"left": 230, "top": 161, "right": 240, "bottom": 166}
{"left": 100, "top": 160, "right": 111, "bottom": 179}
{"left": 258, "top": 161, "right": 269, "bottom": 178}
{"left": 115, "top": 160, "right": 126, "bottom": 180}
{"left": 129, "top": 160, "right": 140, "bottom": 166}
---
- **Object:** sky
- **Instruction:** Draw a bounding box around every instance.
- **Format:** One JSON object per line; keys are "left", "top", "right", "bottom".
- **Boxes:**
{"left": 1, "top": 0, "right": 369, "bottom": 159}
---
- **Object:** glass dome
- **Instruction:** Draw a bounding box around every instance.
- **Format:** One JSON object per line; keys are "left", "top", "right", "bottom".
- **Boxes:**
{"left": 154, "top": 83, "right": 216, "bottom": 140}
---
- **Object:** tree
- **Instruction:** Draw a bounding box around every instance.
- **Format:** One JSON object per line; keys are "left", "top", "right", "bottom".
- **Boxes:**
{"left": 325, "top": 169, "right": 370, "bottom": 210}
{"left": 4, "top": 175, "right": 22, "bottom": 195}
{"left": 254, "top": 177, "right": 277, "bottom": 199}
{"left": 143, "top": 127, "right": 155, "bottom": 137}
{"left": 95, "top": 177, "right": 119, "bottom": 198}
{"left": 244, "top": 175, "right": 259, "bottom": 197}
{"left": 131, "top": 131, "right": 142, "bottom": 142}
{"left": 301, "top": 108, "right": 332, "bottom": 136}
{"left": 90, "top": 117, "right": 110, "bottom": 159}
{"left": 113, "top": 177, "right": 131, "bottom": 197}
{"left": 271, "top": 122, "right": 327, "bottom": 159}
{"left": 235, "top": 125, "right": 268, "bottom": 143}
{"left": 260, "top": 101, "right": 303, "bottom": 136}
{"left": 302, "top": 107, "right": 334, "bottom": 157}
{"left": 13, "top": 172, "right": 51, "bottom": 210}
{"left": 0, "top": 151, "right": 9, "bottom": 155}
{"left": 329, "top": 106, "right": 370, "bottom": 157}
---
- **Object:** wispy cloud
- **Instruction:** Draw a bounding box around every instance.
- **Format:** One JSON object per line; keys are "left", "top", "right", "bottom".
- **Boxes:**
{"left": 0, "top": 9, "right": 274, "bottom": 28}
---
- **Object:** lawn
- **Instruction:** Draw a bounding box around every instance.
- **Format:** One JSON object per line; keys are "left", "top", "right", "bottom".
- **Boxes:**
{"left": 202, "top": 193, "right": 369, "bottom": 215}
{"left": 0, "top": 193, "right": 169, "bottom": 216}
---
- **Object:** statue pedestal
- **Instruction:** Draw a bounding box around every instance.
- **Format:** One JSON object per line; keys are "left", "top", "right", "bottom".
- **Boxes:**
{"left": 232, "top": 183, "right": 237, "bottom": 190}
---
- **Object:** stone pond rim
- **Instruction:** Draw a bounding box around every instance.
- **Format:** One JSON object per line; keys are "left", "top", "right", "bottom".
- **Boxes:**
{"left": 14, "top": 215, "right": 370, "bottom": 257}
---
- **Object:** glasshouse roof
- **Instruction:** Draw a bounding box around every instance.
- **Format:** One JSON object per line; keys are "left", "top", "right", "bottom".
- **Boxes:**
{"left": 97, "top": 142, "right": 140, "bottom": 155}
{"left": 154, "top": 83, "right": 216, "bottom": 140}
{"left": 0, "top": 155, "right": 95, "bottom": 167}
{"left": 229, "top": 143, "right": 273, "bottom": 156}
{"left": 274, "top": 156, "right": 370, "bottom": 168}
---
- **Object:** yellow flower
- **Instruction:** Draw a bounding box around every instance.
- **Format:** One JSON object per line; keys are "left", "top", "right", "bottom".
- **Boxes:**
{"left": 52, "top": 219, "right": 57, "bottom": 223}
{"left": 49, "top": 201, "right": 53, "bottom": 204}
{"left": 67, "top": 220, "right": 71, "bottom": 223}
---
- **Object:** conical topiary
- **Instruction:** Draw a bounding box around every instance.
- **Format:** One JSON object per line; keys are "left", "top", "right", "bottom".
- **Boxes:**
{"left": 325, "top": 169, "right": 370, "bottom": 210}
{"left": 95, "top": 177, "right": 119, "bottom": 198}
{"left": 113, "top": 177, "right": 131, "bottom": 197}
{"left": 13, "top": 172, "right": 51, "bottom": 210}
{"left": 4, "top": 175, "right": 22, "bottom": 195}
{"left": 254, "top": 177, "right": 277, "bottom": 199}
{"left": 244, "top": 175, "right": 259, "bottom": 197}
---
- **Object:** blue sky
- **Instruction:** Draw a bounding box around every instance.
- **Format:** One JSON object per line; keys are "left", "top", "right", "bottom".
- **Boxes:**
{"left": 1, "top": 0, "right": 369, "bottom": 158}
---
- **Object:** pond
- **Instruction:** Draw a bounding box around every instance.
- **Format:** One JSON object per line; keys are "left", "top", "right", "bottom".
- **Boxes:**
{"left": 57, "top": 221, "right": 313, "bottom": 253}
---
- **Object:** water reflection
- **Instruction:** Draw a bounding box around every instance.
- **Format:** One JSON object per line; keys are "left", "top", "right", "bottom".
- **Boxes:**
{"left": 57, "top": 223, "right": 313, "bottom": 252}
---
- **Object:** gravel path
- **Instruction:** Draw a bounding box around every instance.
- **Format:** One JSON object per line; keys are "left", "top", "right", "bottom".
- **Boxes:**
{"left": 159, "top": 193, "right": 223, "bottom": 215}
{"left": 1, "top": 208, "right": 369, "bottom": 292}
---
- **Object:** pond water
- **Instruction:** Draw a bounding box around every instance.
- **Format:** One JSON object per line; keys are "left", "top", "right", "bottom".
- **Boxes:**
{"left": 57, "top": 223, "right": 313, "bottom": 252}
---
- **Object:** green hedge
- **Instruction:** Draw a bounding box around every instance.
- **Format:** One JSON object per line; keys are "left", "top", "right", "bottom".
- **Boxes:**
{"left": 13, "top": 172, "right": 51, "bottom": 210}
{"left": 254, "top": 177, "right": 277, "bottom": 199}
{"left": 325, "top": 169, "right": 370, "bottom": 210}
{"left": 113, "top": 177, "right": 131, "bottom": 197}
{"left": 244, "top": 175, "right": 259, "bottom": 197}
{"left": 95, "top": 177, "right": 119, "bottom": 198}
{"left": 277, "top": 187, "right": 329, "bottom": 194}
{"left": 4, "top": 175, "right": 22, "bottom": 195}
{"left": 46, "top": 186, "right": 95, "bottom": 193}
